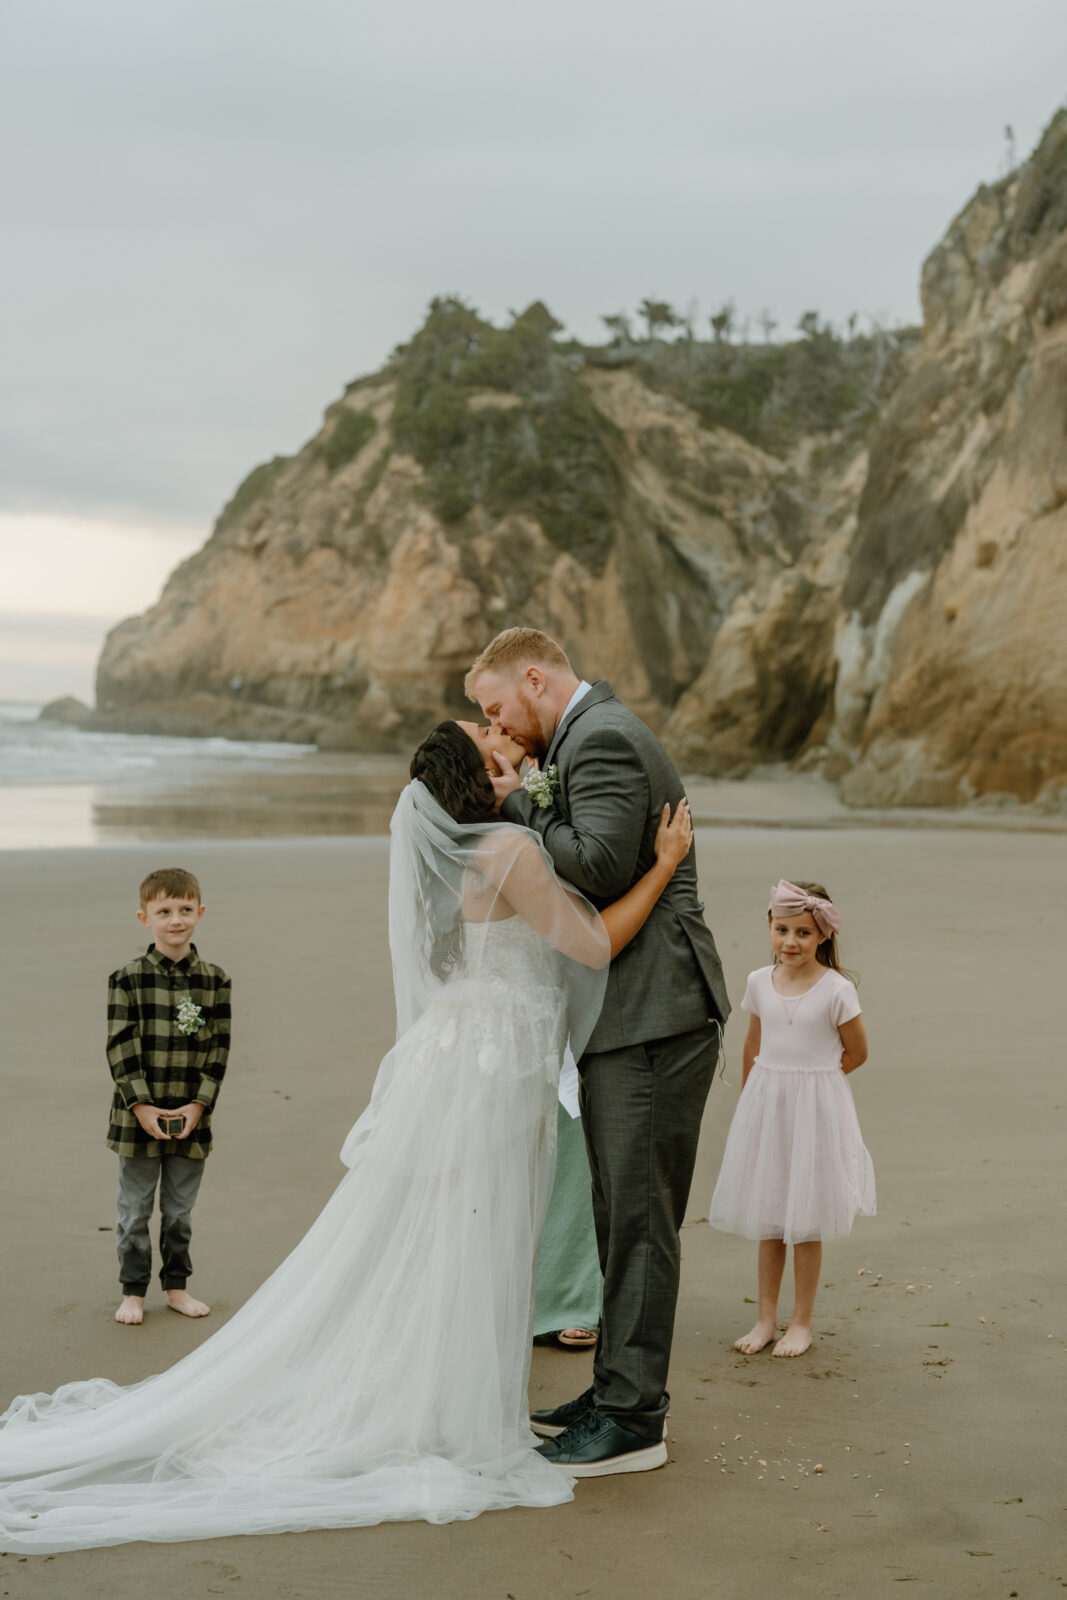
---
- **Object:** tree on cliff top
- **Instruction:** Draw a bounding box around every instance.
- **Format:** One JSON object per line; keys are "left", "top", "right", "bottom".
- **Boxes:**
{"left": 638, "top": 298, "right": 680, "bottom": 340}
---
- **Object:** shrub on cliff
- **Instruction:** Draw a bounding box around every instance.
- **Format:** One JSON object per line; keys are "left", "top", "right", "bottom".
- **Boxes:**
{"left": 633, "top": 314, "right": 914, "bottom": 455}
{"left": 1010, "top": 105, "right": 1067, "bottom": 253}
{"left": 214, "top": 455, "right": 289, "bottom": 535}
{"left": 390, "top": 297, "right": 621, "bottom": 571}
{"left": 320, "top": 408, "right": 377, "bottom": 471}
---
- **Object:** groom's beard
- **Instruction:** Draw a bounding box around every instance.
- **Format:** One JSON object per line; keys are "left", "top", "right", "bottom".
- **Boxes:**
{"left": 510, "top": 686, "right": 551, "bottom": 763}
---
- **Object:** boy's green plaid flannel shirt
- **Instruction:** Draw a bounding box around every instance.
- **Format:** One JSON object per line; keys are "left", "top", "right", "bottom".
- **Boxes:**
{"left": 106, "top": 944, "right": 231, "bottom": 1159}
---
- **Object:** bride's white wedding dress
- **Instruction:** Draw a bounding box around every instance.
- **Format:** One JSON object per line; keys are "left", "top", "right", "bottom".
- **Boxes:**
{"left": 0, "top": 785, "right": 608, "bottom": 1553}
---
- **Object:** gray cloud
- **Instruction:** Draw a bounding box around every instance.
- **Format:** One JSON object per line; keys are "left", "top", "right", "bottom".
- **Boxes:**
{"left": 3, "top": 0, "right": 1064, "bottom": 525}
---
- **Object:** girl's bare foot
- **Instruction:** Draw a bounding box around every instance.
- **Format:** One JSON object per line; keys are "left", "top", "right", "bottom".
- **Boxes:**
{"left": 773, "top": 1323, "right": 813, "bottom": 1357}
{"left": 115, "top": 1295, "right": 145, "bottom": 1325}
{"left": 733, "top": 1320, "right": 777, "bottom": 1354}
{"left": 166, "top": 1289, "right": 210, "bottom": 1318}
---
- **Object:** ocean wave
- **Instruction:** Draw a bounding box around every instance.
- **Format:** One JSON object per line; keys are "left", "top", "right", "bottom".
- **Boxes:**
{"left": 0, "top": 704, "right": 316, "bottom": 785}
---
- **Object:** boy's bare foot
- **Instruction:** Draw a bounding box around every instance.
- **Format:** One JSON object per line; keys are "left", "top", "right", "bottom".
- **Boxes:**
{"left": 165, "top": 1289, "right": 210, "bottom": 1318}
{"left": 773, "top": 1324, "right": 813, "bottom": 1357}
{"left": 115, "top": 1295, "right": 145, "bottom": 1325}
{"left": 733, "top": 1320, "right": 777, "bottom": 1354}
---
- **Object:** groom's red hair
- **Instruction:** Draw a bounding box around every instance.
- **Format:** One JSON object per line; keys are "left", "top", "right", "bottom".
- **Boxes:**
{"left": 464, "top": 628, "right": 574, "bottom": 699}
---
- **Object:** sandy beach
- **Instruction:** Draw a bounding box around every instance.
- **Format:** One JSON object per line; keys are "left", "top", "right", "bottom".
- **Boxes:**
{"left": 1, "top": 824, "right": 1063, "bottom": 1599}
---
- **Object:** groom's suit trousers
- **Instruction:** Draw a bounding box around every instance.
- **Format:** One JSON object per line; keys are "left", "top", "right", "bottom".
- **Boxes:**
{"left": 579, "top": 1021, "right": 719, "bottom": 1443}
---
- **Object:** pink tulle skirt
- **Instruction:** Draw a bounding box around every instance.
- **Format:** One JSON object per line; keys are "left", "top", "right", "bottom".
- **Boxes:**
{"left": 709, "top": 1062, "right": 875, "bottom": 1244}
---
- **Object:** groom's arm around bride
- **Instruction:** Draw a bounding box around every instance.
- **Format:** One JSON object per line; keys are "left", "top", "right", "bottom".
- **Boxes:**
{"left": 467, "top": 627, "right": 730, "bottom": 1475}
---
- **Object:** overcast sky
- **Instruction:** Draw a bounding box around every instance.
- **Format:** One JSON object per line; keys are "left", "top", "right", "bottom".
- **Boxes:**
{"left": 2, "top": 0, "right": 1064, "bottom": 698}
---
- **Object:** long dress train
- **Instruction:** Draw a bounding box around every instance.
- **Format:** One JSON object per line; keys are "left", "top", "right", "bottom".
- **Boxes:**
{"left": 0, "top": 917, "right": 580, "bottom": 1551}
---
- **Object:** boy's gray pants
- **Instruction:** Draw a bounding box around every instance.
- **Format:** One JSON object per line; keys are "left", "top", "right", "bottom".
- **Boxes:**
{"left": 116, "top": 1155, "right": 205, "bottom": 1295}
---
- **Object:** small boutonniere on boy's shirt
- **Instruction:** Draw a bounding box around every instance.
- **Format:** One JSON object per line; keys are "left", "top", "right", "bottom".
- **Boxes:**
{"left": 175, "top": 998, "right": 205, "bottom": 1035}
{"left": 521, "top": 764, "right": 560, "bottom": 810}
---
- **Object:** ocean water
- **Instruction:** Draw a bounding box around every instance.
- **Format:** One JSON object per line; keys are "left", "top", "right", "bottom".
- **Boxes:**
{"left": 0, "top": 703, "right": 408, "bottom": 848}
{"left": 5, "top": 705, "right": 1057, "bottom": 852}
{"left": 0, "top": 702, "right": 317, "bottom": 783}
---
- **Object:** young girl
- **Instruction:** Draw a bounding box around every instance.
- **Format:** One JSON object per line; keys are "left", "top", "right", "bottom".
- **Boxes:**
{"left": 709, "top": 879, "right": 875, "bottom": 1357}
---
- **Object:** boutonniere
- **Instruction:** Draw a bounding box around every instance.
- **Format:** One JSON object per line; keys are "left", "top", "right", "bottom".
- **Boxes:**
{"left": 521, "top": 764, "right": 560, "bottom": 810}
{"left": 175, "top": 998, "right": 205, "bottom": 1035}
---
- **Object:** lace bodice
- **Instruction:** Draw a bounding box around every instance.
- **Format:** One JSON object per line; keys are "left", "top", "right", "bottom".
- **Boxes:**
{"left": 435, "top": 915, "right": 568, "bottom": 1085}
{"left": 464, "top": 914, "right": 562, "bottom": 989}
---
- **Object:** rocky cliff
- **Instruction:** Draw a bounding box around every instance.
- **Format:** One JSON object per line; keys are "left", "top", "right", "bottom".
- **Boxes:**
{"left": 90, "top": 112, "right": 1067, "bottom": 808}
{"left": 93, "top": 300, "right": 890, "bottom": 755}
{"left": 826, "top": 110, "right": 1067, "bottom": 807}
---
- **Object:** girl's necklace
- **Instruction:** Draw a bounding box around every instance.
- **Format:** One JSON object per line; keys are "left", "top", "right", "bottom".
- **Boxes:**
{"left": 774, "top": 971, "right": 818, "bottom": 1025}
{"left": 779, "top": 990, "right": 805, "bottom": 1026}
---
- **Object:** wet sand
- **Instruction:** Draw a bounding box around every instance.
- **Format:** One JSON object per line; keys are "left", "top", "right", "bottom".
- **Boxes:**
{"left": 0, "top": 827, "right": 1062, "bottom": 1599}
{"left": 0, "top": 756, "right": 412, "bottom": 849}
{"left": 2, "top": 753, "right": 1064, "bottom": 850}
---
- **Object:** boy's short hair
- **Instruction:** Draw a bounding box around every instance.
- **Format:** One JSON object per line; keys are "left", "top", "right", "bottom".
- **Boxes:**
{"left": 464, "top": 628, "right": 574, "bottom": 700}
{"left": 139, "top": 867, "right": 202, "bottom": 907}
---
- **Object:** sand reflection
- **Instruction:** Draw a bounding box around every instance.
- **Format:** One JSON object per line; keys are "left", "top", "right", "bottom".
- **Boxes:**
{"left": 0, "top": 760, "right": 410, "bottom": 847}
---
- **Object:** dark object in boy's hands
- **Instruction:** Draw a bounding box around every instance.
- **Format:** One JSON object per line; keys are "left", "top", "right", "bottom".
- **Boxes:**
{"left": 160, "top": 1116, "right": 184, "bottom": 1137}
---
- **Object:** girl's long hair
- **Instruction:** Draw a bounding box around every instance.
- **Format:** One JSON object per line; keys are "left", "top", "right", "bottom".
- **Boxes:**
{"left": 776, "top": 880, "right": 859, "bottom": 985}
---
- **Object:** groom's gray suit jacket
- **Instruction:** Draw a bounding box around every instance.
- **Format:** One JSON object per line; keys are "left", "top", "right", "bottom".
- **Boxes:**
{"left": 501, "top": 681, "right": 729, "bottom": 1054}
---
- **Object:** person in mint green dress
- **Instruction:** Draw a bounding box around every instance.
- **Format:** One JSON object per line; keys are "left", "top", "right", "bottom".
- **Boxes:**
{"left": 533, "top": 1088, "right": 602, "bottom": 1349}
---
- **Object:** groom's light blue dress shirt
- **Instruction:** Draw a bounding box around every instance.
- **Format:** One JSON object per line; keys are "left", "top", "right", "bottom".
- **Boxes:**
{"left": 559, "top": 680, "right": 592, "bottom": 731}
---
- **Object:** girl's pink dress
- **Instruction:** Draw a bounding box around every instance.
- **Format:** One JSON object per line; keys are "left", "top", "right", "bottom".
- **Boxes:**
{"left": 709, "top": 966, "right": 875, "bottom": 1244}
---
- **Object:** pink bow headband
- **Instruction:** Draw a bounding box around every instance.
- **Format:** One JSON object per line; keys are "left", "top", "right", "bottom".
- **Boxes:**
{"left": 768, "top": 880, "right": 841, "bottom": 939}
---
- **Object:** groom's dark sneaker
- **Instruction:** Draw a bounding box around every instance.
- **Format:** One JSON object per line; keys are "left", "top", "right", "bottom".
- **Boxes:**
{"left": 535, "top": 1410, "right": 668, "bottom": 1477}
{"left": 529, "top": 1386, "right": 594, "bottom": 1439}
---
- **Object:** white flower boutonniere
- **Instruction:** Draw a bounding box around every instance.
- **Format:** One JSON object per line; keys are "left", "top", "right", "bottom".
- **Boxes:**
{"left": 175, "top": 998, "right": 205, "bottom": 1035}
{"left": 521, "top": 764, "right": 560, "bottom": 810}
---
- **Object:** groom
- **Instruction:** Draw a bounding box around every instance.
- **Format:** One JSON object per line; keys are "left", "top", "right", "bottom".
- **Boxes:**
{"left": 466, "top": 627, "right": 729, "bottom": 1476}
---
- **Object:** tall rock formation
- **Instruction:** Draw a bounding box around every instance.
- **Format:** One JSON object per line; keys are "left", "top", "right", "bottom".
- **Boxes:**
{"left": 826, "top": 110, "right": 1067, "bottom": 807}
{"left": 666, "top": 110, "right": 1067, "bottom": 808}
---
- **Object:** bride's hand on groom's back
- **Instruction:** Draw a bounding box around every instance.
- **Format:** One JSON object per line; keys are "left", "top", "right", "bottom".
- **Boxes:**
{"left": 653, "top": 798, "right": 693, "bottom": 873}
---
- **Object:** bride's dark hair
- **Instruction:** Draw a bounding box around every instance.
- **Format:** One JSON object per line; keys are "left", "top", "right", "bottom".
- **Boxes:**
{"left": 409, "top": 720, "right": 497, "bottom": 978}
{"left": 410, "top": 720, "right": 496, "bottom": 824}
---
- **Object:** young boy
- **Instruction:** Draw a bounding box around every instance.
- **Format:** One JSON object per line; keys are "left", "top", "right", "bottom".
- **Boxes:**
{"left": 106, "top": 867, "right": 231, "bottom": 1326}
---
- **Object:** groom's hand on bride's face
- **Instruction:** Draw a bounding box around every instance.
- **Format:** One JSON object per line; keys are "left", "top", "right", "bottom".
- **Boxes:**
{"left": 489, "top": 749, "right": 522, "bottom": 808}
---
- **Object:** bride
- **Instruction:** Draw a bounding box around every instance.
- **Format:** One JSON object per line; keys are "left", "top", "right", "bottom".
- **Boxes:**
{"left": 0, "top": 718, "right": 694, "bottom": 1552}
